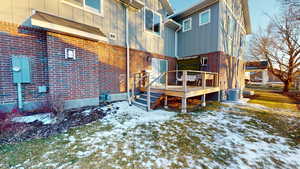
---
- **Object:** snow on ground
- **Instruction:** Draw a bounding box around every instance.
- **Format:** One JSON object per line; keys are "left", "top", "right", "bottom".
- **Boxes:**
{"left": 2, "top": 101, "right": 300, "bottom": 169}
{"left": 11, "top": 113, "right": 56, "bottom": 124}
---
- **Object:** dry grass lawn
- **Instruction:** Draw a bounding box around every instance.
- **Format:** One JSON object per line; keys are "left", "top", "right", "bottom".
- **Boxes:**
{"left": 246, "top": 89, "right": 299, "bottom": 113}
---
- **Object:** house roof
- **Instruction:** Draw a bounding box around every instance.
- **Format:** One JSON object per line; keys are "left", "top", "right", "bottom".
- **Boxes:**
{"left": 31, "top": 10, "right": 107, "bottom": 41}
{"left": 160, "top": 0, "right": 174, "bottom": 15}
{"left": 170, "top": 0, "right": 252, "bottom": 34}
{"left": 118, "top": 0, "right": 174, "bottom": 15}
{"left": 246, "top": 61, "right": 269, "bottom": 70}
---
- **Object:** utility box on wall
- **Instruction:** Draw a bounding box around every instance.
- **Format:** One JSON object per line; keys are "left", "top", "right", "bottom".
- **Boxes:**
{"left": 12, "top": 56, "right": 32, "bottom": 83}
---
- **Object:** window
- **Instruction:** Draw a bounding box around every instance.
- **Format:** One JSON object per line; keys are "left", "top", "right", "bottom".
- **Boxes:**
{"left": 63, "top": 0, "right": 102, "bottom": 14}
{"left": 199, "top": 9, "right": 211, "bottom": 26}
{"left": 182, "top": 18, "right": 192, "bottom": 32}
{"left": 85, "top": 0, "right": 101, "bottom": 13}
{"left": 200, "top": 56, "right": 208, "bottom": 66}
{"left": 145, "top": 8, "right": 161, "bottom": 36}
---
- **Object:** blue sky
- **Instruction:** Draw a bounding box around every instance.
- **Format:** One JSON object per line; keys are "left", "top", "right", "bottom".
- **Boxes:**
{"left": 169, "top": 0, "right": 281, "bottom": 34}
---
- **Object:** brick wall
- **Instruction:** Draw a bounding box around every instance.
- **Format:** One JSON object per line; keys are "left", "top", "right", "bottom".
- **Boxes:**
{"left": 0, "top": 22, "right": 177, "bottom": 111}
{"left": 47, "top": 32, "right": 101, "bottom": 101}
{"left": 0, "top": 22, "right": 48, "bottom": 105}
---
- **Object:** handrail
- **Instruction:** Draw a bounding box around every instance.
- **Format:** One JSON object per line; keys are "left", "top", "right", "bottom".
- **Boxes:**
{"left": 132, "top": 73, "right": 149, "bottom": 86}
{"left": 166, "top": 70, "right": 218, "bottom": 75}
{"left": 131, "top": 73, "right": 149, "bottom": 101}
{"left": 132, "top": 70, "right": 219, "bottom": 111}
{"left": 144, "top": 72, "right": 167, "bottom": 89}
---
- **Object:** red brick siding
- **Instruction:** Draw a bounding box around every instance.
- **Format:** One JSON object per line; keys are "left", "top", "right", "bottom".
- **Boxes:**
{"left": 0, "top": 22, "right": 177, "bottom": 108}
{"left": 0, "top": 22, "right": 48, "bottom": 104}
{"left": 47, "top": 32, "right": 100, "bottom": 100}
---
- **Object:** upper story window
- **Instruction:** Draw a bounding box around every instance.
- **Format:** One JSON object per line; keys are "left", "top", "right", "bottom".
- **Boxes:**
{"left": 182, "top": 18, "right": 192, "bottom": 32}
{"left": 85, "top": 0, "right": 101, "bottom": 13}
{"left": 145, "top": 8, "right": 161, "bottom": 36}
{"left": 199, "top": 9, "right": 211, "bottom": 26}
{"left": 63, "top": 0, "right": 103, "bottom": 15}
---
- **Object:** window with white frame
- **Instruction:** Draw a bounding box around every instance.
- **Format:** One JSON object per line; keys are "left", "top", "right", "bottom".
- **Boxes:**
{"left": 145, "top": 8, "right": 161, "bottom": 36}
{"left": 182, "top": 18, "right": 192, "bottom": 32}
{"left": 63, "top": 0, "right": 102, "bottom": 14}
{"left": 200, "top": 56, "right": 208, "bottom": 66}
{"left": 199, "top": 9, "right": 211, "bottom": 26}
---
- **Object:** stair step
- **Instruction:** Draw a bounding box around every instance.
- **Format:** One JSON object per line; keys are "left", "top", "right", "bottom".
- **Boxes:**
{"left": 135, "top": 98, "right": 148, "bottom": 105}
{"left": 138, "top": 95, "right": 158, "bottom": 102}
{"left": 140, "top": 94, "right": 161, "bottom": 99}
{"left": 132, "top": 101, "right": 148, "bottom": 110}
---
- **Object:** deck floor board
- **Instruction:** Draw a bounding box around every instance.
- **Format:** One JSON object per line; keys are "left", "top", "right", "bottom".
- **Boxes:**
{"left": 141, "top": 85, "right": 220, "bottom": 98}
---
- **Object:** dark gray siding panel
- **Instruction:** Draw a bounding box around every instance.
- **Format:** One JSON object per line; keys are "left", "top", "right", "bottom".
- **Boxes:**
{"left": 177, "top": 3, "right": 219, "bottom": 57}
{"left": 164, "top": 27, "right": 176, "bottom": 57}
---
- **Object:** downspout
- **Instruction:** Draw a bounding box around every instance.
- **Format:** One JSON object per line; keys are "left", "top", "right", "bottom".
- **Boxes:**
{"left": 175, "top": 27, "right": 181, "bottom": 58}
{"left": 125, "top": 6, "right": 131, "bottom": 105}
{"left": 175, "top": 26, "right": 181, "bottom": 82}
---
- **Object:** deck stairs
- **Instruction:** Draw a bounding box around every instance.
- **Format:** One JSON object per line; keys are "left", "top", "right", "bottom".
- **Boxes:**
{"left": 132, "top": 90, "right": 164, "bottom": 110}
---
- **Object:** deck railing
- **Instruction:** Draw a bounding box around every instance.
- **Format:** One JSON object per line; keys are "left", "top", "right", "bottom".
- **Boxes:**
{"left": 131, "top": 70, "right": 219, "bottom": 111}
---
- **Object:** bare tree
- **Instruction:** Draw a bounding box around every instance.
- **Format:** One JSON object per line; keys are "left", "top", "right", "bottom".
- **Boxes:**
{"left": 249, "top": 10, "right": 300, "bottom": 92}
{"left": 280, "top": 0, "right": 300, "bottom": 20}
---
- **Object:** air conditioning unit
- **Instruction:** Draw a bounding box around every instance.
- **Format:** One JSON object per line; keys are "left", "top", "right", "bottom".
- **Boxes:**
{"left": 65, "top": 48, "right": 76, "bottom": 60}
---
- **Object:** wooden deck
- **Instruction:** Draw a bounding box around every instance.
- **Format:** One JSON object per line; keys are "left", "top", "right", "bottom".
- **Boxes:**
{"left": 141, "top": 85, "right": 220, "bottom": 98}
{"left": 132, "top": 70, "right": 221, "bottom": 113}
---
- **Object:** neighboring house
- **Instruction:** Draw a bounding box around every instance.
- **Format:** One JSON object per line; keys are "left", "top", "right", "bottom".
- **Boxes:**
{"left": 0, "top": 0, "right": 251, "bottom": 112}
{"left": 245, "top": 61, "right": 282, "bottom": 85}
{"left": 172, "top": 0, "right": 250, "bottom": 91}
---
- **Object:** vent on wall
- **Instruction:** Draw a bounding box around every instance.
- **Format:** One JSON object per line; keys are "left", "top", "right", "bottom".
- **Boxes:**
{"left": 65, "top": 48, "right": 76, "bottom": 60}
{"left": 109, "top": 33, "right": 117, "bottom": 40}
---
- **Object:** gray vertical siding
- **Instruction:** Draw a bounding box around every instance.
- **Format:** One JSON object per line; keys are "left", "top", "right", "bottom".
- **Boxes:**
{"left": 0, "top": 0, "right": 176, "bottom": 57}
{"left": 176, "top": 3, "right": 220, "bottom": 57}
{"left": 164, "top": 27, "right": 176, "bottom": 57}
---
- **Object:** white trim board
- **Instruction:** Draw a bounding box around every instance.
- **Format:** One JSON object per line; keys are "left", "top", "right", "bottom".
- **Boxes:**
{"left": 31, "top": 19, "right": 108, "bottom": 42}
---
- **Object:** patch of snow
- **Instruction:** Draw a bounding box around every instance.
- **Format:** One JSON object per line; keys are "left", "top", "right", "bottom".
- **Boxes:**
{"left": 81, "top": 109, "right": 92, "bottom": 116}
{"left": 7, "top": 101, "right": 300, "bottom": 169}
{"left": 11, "top": 113, "right": 56, "bottom": 124}
{"left": 103, "top": 101, "right": 177, "bottom": 126}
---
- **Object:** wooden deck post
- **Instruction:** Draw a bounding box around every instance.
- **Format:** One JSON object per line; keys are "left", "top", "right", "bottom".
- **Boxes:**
{"left": 164, "top": 96, "right": 168, "bottom": 109}
{"left": 202, "top": 73, "right": 206, "bottom": 89}
{"left": 182, "top": 96, "right": 187, "bottom": 113}
{"left": 183, "top": 71, "right": 187, "bottom": 92}
{"left": 218, "top": 91, "right": 221, "bottom": 102}
{"left": 132, "top": 76, "right": 135, "bottom": 100}
{"left": 182, "top": 70, "right": 188, "bottom": 113}
{"left": 165, "top": 72, "right": 168, "bottom": 89}
{"left": 147, "top": 75, "right": 151, "bottom": 111}
{"left": 202, "top": 94, "right": 206, "bottom": 107}
{"left": 147, "top": 86, "right": 151, "bottom": 111}
{"left": 214, "top": 74, "right": 218, "bottom": 87}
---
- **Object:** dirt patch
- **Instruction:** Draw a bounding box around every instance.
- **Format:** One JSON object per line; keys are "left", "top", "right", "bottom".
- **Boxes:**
{"left": 0, "top": 102, "right": 119, "bottom": 145}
